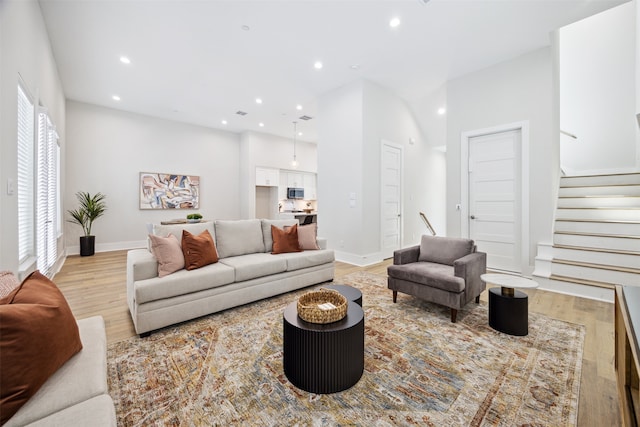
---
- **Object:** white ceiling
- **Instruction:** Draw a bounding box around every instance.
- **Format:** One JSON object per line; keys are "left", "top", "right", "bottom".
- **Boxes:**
{"left": 38, "top": 0, "right": 627, "bottom": 143}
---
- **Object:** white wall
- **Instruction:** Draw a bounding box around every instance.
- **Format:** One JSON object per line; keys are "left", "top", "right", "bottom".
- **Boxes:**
{"left": 637, "top": 0, "right": 640, "bottom": 114}
{"left": 0, "top": 0, "right": 66, "bottom": 274}
{"left": 65, "top": 101, "right": 241, "bottom": 253}
{"left": 317, "top": 81, "right": 365, "bottom": 260}
{"left": 318, "top": 79, "right": 445, "bottom": 265}
{"left": 362, "top": 81, "right": 446, "bottom": 248}
{"left": 560, "top": 1, "right": 638, "bottom": 174}
{"left": 446, "top": 47, "right": 556, "bottom": 274}
{"left": 239, "top": 131, "right": 317, "bottom": 219}
{"left": 636, "top": 0, "right": 640, "bottom": 167}
{"left": 408, "top": 85, "right": 449, "bottom": 236}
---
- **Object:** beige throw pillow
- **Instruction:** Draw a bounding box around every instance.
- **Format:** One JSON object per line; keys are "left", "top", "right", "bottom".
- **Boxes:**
{"left": 149, "top": 233, "right": 185, "bottom": 277}
{"left": 285, "top": 223, "right": 320, "bottom": 250}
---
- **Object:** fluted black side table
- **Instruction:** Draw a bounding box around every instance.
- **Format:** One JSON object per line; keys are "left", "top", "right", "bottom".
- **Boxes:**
{"left": 482, "top": 273, "right": 539, "bottom": 336}
{"left": 322, "top": 284, "right": 362, "bottom": 306}
{"left": 283, "top": 301, "right": 364, "bottom": 394}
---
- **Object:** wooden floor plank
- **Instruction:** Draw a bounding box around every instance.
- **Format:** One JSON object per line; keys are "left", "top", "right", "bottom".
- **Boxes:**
{"left": 53, "top": 251, "right": 620, "bottom": 425}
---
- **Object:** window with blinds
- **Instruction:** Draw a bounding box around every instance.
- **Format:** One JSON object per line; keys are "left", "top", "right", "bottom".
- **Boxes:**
{"left": 36, "top": 110, "right": 59, "bottom": 277}
{"left": 17, "top": 83, "right": 35, "bottom": 265}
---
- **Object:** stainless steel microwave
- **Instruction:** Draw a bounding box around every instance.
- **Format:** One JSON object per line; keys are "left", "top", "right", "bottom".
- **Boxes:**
{"left": 287, "top": 187, "right": 304, "bottom": 199}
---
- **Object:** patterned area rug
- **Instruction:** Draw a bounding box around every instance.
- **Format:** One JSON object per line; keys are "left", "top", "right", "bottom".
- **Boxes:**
{"left": 107, "top": 272, "right": 584, "bottom": 426}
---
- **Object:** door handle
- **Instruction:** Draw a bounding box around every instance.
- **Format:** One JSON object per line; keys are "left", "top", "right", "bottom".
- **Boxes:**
{"left": 470, "top": 215, "right": 476, "bottom": 219}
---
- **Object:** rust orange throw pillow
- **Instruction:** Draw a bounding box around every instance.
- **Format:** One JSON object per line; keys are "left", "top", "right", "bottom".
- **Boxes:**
{"left": 182, "top": 229, "right": 219, "bottom": 270}
{"left": 271, "top": 224, "right": 302, "bottom": 254}
{"left": 0, "top": 271, "right": 83, "bottom": 424}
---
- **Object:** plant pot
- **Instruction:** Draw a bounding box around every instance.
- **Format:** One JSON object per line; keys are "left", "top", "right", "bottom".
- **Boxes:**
{"left": 80, "top": 235, "right": 95, "bottom": 256}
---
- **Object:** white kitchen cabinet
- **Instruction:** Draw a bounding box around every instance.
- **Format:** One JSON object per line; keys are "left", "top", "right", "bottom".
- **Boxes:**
{"left": 278, "top": 173, "right": 288, "bottom": 200}
{"left": 279, "top": 170, "right": 317, "bottom": 200}
{"left": 303, "top": 173, "right": 317, "bottom": 200}
{"left": 287, "top": 172, "right": 303, "bottom": 188}
{"left": 256, "top": 167, "right": 279, "bottom": 187}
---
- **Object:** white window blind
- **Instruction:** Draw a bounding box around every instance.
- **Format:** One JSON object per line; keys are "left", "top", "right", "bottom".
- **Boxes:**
{"left": 36, "top": 109, "right": 59, "bottom": 277}
{"left": 17, "top": 83, "right": 35, "bottom": 265}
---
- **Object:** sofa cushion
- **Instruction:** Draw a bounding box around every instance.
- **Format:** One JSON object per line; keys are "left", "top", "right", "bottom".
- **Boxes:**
{"left": 278, "top": 249, "right": 336, "bottom": 271}
{"left": 4, "top": 316, "right": 111, "bottom": 427}
{"left": 271, "top": 224, "right": 302, "bottom": 254}
{"left": 135, "top": 262, "right": 235, "bottom": 304}
{"left": 148, "top": 233, "right": 184, "bottom": 277}
{"left": 152, "top": 222, "right": 215, "bottom": 248}
{"left": 23, "top": 395, "right": 116, "bottom": 427}
{"left": 418, "top": 235, "right": 474, "bottom": 266}
{"left": 0, "top": 270, "right": 20, "bottom": 298}
{"left": 182, "top": 229, "right": 218, "bottom": 270}
{"left": 219, "top": 253, "right": 287, "bottom": 282}
{"left": 387, "top": 262, "right": 465, "bottom": 293}
{"left": 285, "top": 223, "right": 320, "bottom": 250}
{"left": 215, "top": 219, "right": 265, "bottom": 258}
{"left": 261, "top": 219, "right": 298, "bottom": 252}
{"left": 0, "top": 272, "right": 83, "bottom": 425}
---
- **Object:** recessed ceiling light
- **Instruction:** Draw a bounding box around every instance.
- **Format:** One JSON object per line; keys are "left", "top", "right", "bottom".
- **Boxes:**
{"left": 296, "top": 105, "right": 303, "bottom": 110}
{"left": 112, "top": 95, "right": 121, "bottom": 101}
{"left": 389, "top": 17, "right": 401, "bottom": 28}
{"left": 255, "top": 98, "right": 263, "bottom": 104}
{"left": 221, "top": 120, "right": 227, "bottom": 125}
{"left": 259, "top": 122, "right": 264, "bottom": 127}
{"left": 298, "top": 132, "right": 303, "bottom": 136}
{"left": 241, "top": 25, "right": 250, "bottom": 31}
{"left": 314, "top": 61, "right": 323, "bottom": 70}
{"left": 350, "top": 64, "right": 360, "bottom": 70}
{"left": 437, "top": 107, "right": 446, "bottom": 115}
{"left": 119, "top": 56, "right": 131, "bottom": 64}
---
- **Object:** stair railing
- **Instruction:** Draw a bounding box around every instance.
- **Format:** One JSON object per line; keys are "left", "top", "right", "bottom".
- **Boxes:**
{"left": 419, "top": 211, "right": 436, "bottom": 236}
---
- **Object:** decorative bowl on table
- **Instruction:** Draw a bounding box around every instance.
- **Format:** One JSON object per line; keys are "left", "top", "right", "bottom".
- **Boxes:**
{"left": 187, "top": 219, "right": 201, "bottom": 223}
{"left": 297, "top": 288, "right": 348, "bottom": 324}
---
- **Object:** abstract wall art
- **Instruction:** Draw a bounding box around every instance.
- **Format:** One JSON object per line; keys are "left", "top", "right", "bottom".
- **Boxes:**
{"left": 139, "top": 172, "right": 200, "bottom": 210}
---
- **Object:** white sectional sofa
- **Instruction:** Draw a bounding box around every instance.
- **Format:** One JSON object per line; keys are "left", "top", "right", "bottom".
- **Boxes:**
{"left": 5, "top": 316, "right": 116, "bottom": 427}
{"left": 126, "top": 219, "right": 335, "bottom": 336}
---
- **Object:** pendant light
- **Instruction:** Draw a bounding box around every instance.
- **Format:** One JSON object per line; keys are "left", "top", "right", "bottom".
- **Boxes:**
{"left": 291, "top": 121, "right": 299, "bottom": 168}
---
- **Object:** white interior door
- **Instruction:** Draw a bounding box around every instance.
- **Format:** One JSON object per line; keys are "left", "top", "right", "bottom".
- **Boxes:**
{"left": 381, "top": 142, "right": 403, "bottom": 259}
{"left": 468, "top": 129, "right": 522, "bottom": 273}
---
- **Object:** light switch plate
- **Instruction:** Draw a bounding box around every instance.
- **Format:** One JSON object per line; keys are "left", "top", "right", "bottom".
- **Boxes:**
{"left": 7, "top": 178, "right": 15, "bottom": 195}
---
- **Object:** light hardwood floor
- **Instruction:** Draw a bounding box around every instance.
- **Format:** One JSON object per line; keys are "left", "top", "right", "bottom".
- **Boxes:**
{"left": 54, "top": 250, "right": 621, "bottom": 426}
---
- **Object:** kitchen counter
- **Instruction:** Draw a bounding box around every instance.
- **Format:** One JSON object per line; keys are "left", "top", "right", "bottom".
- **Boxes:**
{"left": 279, "top": 212, "right": 317, "bottom": 224}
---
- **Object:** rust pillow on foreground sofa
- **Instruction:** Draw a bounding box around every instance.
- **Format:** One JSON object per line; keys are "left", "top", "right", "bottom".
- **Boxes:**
{"left": 182, "top": 229, "right": 219, "bottom": 270}
{"left": 271, "top": 224, "right": 303, "bottom": 254}
{"left": 0, "top": 271, "right": 83, "bottom": 425}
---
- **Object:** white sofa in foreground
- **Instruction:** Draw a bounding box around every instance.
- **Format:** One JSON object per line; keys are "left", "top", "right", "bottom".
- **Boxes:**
{"left": 126, "top": 219, "right": 335, "bottom": 336}
{"left": 5, "top": 316, "right": 116, "bottom": 427}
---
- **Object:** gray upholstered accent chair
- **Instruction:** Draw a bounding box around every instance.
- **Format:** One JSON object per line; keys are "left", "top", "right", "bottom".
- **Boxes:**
{"left": 387, "top": 235, "right": 487, "bottom": 323}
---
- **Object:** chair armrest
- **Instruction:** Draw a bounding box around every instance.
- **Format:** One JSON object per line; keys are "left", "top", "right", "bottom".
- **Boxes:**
{"left": 393, "top": 245, "right": 420, "bottom": 265}
{"left": 454, "top": 252, "right": 487, "bottom": 296}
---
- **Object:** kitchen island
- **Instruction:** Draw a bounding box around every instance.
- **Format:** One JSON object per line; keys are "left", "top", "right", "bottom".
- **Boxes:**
{"left": 278, "top": 211, "right": 317, "bottom": 224}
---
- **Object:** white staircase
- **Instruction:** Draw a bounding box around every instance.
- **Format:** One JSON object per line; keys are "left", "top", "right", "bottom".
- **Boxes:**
{"left": 533, "top": 172, "right": 640, "bottom": 302}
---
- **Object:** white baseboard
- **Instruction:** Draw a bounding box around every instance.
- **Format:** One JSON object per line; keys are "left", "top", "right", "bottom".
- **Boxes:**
{"left": 66, "top": 240, "right": 147, "bottom": 256}
{"left": 334, "top": 250, "right": 386, "bottom": 267}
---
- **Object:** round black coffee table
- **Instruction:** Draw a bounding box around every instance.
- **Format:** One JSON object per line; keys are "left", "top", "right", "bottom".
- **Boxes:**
{"left": 322, "top": 284, "right": 362, "bottom": 306}
{"left": 283, "top": 301, "right": 364, "bottom": 394}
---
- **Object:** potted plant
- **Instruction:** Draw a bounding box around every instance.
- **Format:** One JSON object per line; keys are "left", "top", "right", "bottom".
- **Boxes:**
{"left": 67, "top": 192, "right": 107, "bottom": 256}
{"left": 186, "top": 213, "right": 203, "bottom": 223}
